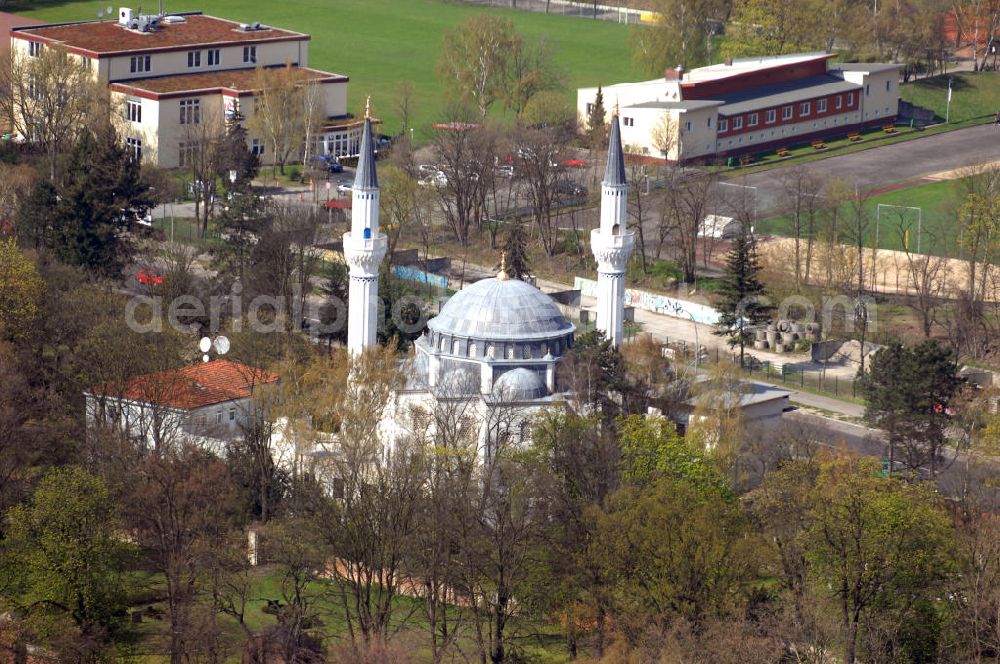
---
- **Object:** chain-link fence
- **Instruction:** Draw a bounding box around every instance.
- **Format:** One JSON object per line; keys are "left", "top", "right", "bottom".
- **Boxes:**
{"left": 456, "top": 0, "right": 651, "bottom": 24}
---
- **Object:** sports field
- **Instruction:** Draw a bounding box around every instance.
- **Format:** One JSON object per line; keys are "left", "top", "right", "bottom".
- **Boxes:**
{"left": 757, "top": 178, "right": 963, "bottom": 256}
{"left": 16, "top": 0, "right": 642, "bottom": 136}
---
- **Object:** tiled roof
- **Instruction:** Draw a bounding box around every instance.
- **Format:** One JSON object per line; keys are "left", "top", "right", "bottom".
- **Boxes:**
{"left": 110, "top": 66, "right": 346, "bottom": 97}
{"left": 11, "top": 14, "right": 306, "bottom": 56}
{"left": 87, "top": 359, "right": 279, "bottom": 410}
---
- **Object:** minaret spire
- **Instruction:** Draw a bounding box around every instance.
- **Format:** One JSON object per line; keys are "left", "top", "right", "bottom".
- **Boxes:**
{"left": 589, "top": 112, "right": 634, "bottom": 348}
{"left": 343, "top": 95, "right": 387, "bottom": 354}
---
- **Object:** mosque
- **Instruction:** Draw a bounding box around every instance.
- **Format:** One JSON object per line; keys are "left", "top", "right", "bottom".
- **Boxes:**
{"left": 342, "top": 102, "right": 634, "bottom": 442}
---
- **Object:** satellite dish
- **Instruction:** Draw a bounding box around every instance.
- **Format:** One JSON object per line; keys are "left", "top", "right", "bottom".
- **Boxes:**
{"left": 202, "top": 354, "right": 210, "bottom": 363}
{"left": 107, "top": 5, "right": 113, "bottom": 14}
{"left": 199, "top": 336, "right": 212, "bottom": 353}
{"left": 214, "top": 336, "right": 230, "bottom": 355}
{"left": 97, "top": 8, "right": 105, "bottom": 17}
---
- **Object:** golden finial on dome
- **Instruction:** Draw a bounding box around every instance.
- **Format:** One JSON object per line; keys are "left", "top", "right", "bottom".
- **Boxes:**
{"left": 364, "top": 95, "right": 372, "bottom": 120}
{"left": 497, "top": 251, "right": 508, "bottom": 282}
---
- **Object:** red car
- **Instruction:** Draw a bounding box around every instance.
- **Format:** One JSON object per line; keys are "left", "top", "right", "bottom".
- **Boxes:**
{"left": 137, "top": 269, "right": 163, "bottom": 287}
{"left": 561, "top": 158, "right": 587, "bottom": 168}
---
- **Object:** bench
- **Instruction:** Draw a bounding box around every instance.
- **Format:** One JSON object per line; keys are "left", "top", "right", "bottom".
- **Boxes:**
{"left": 848, "top": 133, "right": 863, "bottom": 142}
{"left": 776, "top": 147, "right": 790, "bottom": 157}
{"left": 882, "top": 124, "right": 897, "bottom": 133}
{"left": 811, "top": 139, "right": 826, "bottom": 149}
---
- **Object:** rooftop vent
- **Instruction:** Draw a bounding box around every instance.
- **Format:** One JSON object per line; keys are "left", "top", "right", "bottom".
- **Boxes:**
{"left": 162, "top": 15, "right": 186, "bottom": 23}
{"left": 118, "top": 7, "right": 133, "bottom": 25}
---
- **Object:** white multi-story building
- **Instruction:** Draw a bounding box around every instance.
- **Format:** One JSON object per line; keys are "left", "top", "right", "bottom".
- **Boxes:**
{"left": 10, "top": 9, "right": 369, "bottom": 168}
{"left": 577, "top": 53, "right": 902, "bottom": 163}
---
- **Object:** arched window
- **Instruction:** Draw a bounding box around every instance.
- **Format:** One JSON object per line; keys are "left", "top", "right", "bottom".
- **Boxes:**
{"left": 469, "top": 342, "right": 477, "bottom": 357}
{"left": 452, "top": 339, "right": 460, "bottom": 355}
{"left": 506, "top": 345, "right": 515, "bottom": 359}
{"left": 439, "top": 336, "right": 447, "bottom": 352}
{"left": 486, "top": 343, "right": 495, "bottom": 359}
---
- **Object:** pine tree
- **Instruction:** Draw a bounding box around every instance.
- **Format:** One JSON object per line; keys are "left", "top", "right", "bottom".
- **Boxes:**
{"left": 503, "top": 222, "right": 530, "bottom": 281}
{"left": 714, "top": 226, "right": 773, "bottom": 366}
{"left": 52, "top": 127, "right": 153, "bottom": 276}
{"left": 217, "top": 111, "right": 259, "bottom": 195}
{"left": 587, "top": 86, "right": 607, "bottom": 148}
{"left": 16, "top": 179, "right": 58, "bottom": 250}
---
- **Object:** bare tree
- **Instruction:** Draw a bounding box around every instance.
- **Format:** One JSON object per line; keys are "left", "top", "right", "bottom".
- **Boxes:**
{"left": 249, "top": 64, "right": 315, "bottom": 177}
{"left": 433, "top": 124, "right": 495, "bottom": 246}
{"left": 778, "top": 166, "right": 823, "bottom": 290}
{"left": 660, "top": 169, "right": 717, "bottom": 284}
{"left": 179, "top": 109, "right": 223, "bottom": 237}
{"left": 437, "top": 15, "right": 518, "bottom": 119}
{"left": 894, "top": 217, "right": 948, "bottom": 338}
{"left": 515, "top": 125, "right": 564, "bottom": 256}
{"left": 0, "top": 45, "right": 104, "bottom": 180}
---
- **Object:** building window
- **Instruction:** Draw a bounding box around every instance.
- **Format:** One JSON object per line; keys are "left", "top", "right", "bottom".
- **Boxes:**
{"left": 835, "top": 95, "right": 842, "bottom": 110}
{"left": 80, "top": 55, "right": 91, "bottom": 69}
{"left": 216, "top": 410, "right": 223, "bottom": 424}
{"left": 622, "top": 116, "right": 634, "bottom": 127}
{"left": 228, "top": 408, "right": 235, "bottom": 421}
{"left": 782, "top": 105, "right": 793, "bottom": 120}
{"left": 718, "top": 118, "right": 728, "bottom": 132}
{"left": 26, "top": 75, "right": 38, "bottom": 100}
{"left": 732, "top": 116, "right": 743, "bottom": 130}
{"left": 207, "top": 48, "right": 221, "bottom": 66}
{"left": 251, "top": 138, "right": 264, "bottom": 156}
{"left": 800, "top": 101, "right": 811, "bottom": 116}
{"left": 706, "top": 116, "right": 712, "bottom": 128}
{"left": 125, "top": 137, "right": 142, "bottom": 161}
{"left": 847, "top": 92, "right": 854, "bottom": 107}
{"left": 243, "top": 45, "right": 256, "bottom": 64}
{"left": 818, "top": 99, "right": 827, "bottom": 113}
{"left": 766, "top": 109, "right": 776, "bottom": 124}
{"left": 178, "top": 141, "right": 201, "bottom": 168}
{"left": 179, "top": 99, "right": 200, "bottom": 125}
{"left": 684, "top": 120, "right": 691, "bottom": 132}
{"left": 28, "top": 41, "right": 41, "bottom": 57}
{"left": 747, "top": 112, "right": 758, "bottom": 127}
{"left": 187, "top": 50, "right": 201, "bottom": 68}
{"left": 130, "top": 55, "right": 150, "bottom": 73}
{"left": 886, "top": 80, "right": 892, "bottom": 91}
{"left": 866, "top": 84, "right": 870, "bottom": 96}
{"left": 126, "top": 99, "right": 141, "bottom": 123}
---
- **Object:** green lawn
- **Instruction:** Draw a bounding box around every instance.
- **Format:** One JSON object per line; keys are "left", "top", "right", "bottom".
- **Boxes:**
{"left": 757, "top": 178, "right": 964, "bottom": 256}
{"left": 16, "top": 0, "right": 643, "bottom": 136}
{"left": 899, "top": 70, "right": 1000, "bottom": 123}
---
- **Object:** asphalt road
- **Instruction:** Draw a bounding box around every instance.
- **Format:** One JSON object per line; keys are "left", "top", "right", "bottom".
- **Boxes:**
{"left": 737, "top": 123, "right": 1000, "bottom": 213}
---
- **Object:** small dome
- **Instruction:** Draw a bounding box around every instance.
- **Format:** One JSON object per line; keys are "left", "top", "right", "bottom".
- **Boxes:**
{"left": 428, "top": 277, "right": 574, "bottom": 343}
{"left": 493, "top": 368, "right": 547, "bottom": 401}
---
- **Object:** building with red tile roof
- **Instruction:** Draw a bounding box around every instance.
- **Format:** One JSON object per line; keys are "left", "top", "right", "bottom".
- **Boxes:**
{"left": 8, "top": 10, "right": 370, "bottom": 168}
{"left": 84, "top": 359, "right": 279, "bottom": 451}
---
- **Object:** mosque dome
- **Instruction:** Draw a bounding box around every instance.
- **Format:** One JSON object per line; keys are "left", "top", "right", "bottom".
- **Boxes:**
{"left": 427, "top": 277, "right": 575, "bottom": 344}
{"left": 493, "top": 368, "right": 547, "bottom": 401}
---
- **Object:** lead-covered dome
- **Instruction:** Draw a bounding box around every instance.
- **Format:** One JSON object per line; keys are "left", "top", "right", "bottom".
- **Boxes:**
{"left": 428, "top": 277, "right": 575, "bottom": 342}
{"left": 493, "top": 368, "right": 547, "bottom": 401}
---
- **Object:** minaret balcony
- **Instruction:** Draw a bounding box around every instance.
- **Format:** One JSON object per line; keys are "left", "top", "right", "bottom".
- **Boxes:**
{"left": 590, "top": 228, "right": 635, "bottom": 268}
{"left": 343, "top": 231, "right": 387, "bottom": 275}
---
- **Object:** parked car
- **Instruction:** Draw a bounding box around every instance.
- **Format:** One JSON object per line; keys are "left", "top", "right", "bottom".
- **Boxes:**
{"left": 137, "top": 269, "right": 163, "bottom": 287}
{"left": 495, "top": 164, "right": 514, "bottom": 178}
{"left": 418, "top": 171, "right": 448, "bottom": 188}
{"left": 337, "top": 182, "right": 354, "bottom": 194}
{"left": 418, "top": 164, "right": 440, "bottom": 176}
{"left": 309, "top": 154, "right": 344, "bottom": 174}
{"left": 556, "top": 180, "right": 587, "bottom": 198}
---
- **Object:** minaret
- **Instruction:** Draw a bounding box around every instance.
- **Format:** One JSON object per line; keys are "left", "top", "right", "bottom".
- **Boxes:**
{"left": 344, "top": 97, "right": 387, "bottom": 354}
{"left": 590, "top": 103, "right": 634, "bottom": 348}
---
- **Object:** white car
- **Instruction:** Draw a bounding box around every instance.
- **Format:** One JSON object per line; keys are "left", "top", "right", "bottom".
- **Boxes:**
{"left": 337, "top": 183, "right": 353, "bottom": 194}
{"left": 418, "top": 171, "right": 448, "bottom": 188}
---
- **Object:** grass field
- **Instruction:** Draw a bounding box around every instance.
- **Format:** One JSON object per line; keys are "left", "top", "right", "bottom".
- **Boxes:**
{"left": 899, "top": 70, "right": 1000, "bottom": 123}
{"left": 15, "top": 0, "right": 643, "bottom": 136}
{"left": 757, "top": 178, "right": 964, "bottom": 256}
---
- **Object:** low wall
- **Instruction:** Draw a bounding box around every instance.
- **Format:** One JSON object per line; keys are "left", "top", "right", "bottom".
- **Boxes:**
{"left": 574, "top": 277, "right": 720, "bottom": 325}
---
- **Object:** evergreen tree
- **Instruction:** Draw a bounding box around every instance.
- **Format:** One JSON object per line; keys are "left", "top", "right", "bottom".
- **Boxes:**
{"left": 714, "top": 226, "right": 773, "bottom": 366}
{"left": 16, "top": 179, "right": 58, "bottom": 250}
{"left": 587, "top": 85, "right": 607, "bottom": 147}
{"left": 859, "top": 340, "right": 961, "bottom": 478}
{"left": 502, "top": 222, "right": 530, "bottom": 281}
{"left": 216, "top": 111, "right": 259, "bottom": 196}
{"left": 51, "top": 128, "right": 153, "bottom": 277}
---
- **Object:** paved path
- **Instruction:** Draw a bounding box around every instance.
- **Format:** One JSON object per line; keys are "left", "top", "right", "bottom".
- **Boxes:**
{"left": 740, "top": 123, "right": 1000, "bottom": 212}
